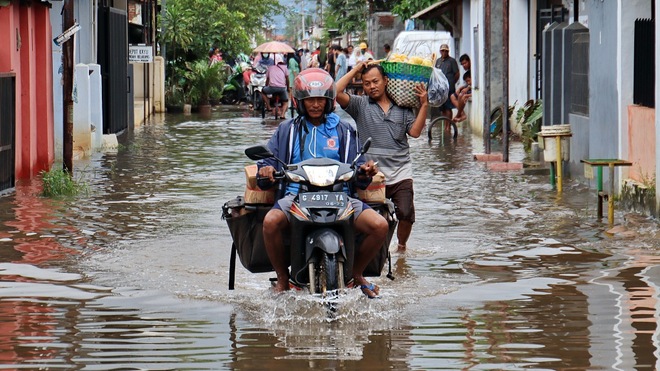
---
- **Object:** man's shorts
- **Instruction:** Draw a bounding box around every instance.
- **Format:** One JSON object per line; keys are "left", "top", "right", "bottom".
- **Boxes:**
{"left": 386, "top": 179, "right": 415, "bottom": 223}
{"left": 273, "top": 194, "right": 370, "bottom": 222}
{"left": 262, "top": 86, "right": 289, "bottom": 102}
{"left": 440, "top": 95, "right": 456, "bottom": 112}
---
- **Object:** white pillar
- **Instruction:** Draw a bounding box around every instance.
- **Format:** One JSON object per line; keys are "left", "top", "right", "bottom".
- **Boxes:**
{"left": 89, "top": 63, "right": 103, "bottom": 150}
{"left": 73, "top": 64, "right": 92, "bottom": 157}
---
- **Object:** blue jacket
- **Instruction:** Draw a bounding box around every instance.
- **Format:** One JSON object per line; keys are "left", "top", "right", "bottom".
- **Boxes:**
{"left": 257, "top": 115, "right": 371, "bottom": 196}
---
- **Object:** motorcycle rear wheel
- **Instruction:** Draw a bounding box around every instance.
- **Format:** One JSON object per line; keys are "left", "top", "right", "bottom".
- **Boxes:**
{"left": 221, "top": 90, "right": 239, "bottom": 105}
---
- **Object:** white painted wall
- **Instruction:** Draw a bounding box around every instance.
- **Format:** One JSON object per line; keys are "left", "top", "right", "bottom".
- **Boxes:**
{"left": 468, "top": 0, "right": 484, "bottom": 135}
{"left": 509, "top": 0, "right": 530, "bottom": 114}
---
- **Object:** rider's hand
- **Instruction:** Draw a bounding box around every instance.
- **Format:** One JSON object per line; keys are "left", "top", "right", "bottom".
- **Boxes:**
{"left": 258, "top": 166, "right": 276, "bottom": 182}
{"left": 359, "top": 160, "right": 379, "bottom": 177}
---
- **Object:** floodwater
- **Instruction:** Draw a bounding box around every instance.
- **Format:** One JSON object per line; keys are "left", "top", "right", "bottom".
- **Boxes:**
{"left": 0, "top": 105, "right": 659, "bottom": 370}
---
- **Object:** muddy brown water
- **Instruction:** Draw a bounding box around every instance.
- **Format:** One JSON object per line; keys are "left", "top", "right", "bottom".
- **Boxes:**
{"left": 0, "top": 106, "right": 659, "bottom": 370}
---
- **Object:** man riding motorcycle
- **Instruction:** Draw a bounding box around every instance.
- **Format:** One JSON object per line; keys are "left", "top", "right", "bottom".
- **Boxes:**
{"left": 257, "top": 68, "right": 388, "bottom": 298}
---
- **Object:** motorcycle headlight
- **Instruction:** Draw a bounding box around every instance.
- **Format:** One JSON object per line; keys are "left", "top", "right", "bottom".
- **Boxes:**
{"left": 301, "top": 165, "right": 338, "bottom": 187}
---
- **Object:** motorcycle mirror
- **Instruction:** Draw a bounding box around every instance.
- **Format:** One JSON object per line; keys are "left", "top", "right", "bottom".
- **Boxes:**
{"left": 360, "top": 138, "right": 372, "bottom": 155}
{"left": 351, "top": 137, "right": 372, "bottom": 169}
{"left": 245, "top": 145, "right": 274, "bottom": 160}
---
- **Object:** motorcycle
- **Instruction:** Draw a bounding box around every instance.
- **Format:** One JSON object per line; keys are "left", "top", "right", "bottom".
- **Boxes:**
{"left": 247, "top": 64, "right": 267, "bottom": 111}
{"left": 221, "top": 63, "right": 249, "bottom": 105}
{"left": 222, "top": 138, "right": 397, "bottom": 300}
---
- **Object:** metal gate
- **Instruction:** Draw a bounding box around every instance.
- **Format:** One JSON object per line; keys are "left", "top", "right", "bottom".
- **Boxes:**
{"left": 98, "top": 6, "right": 129, "bottom": 134}
{"left": 536, "top": 5, "right": 568, "bottom": 99}
{"left": 0, "top": 74, "right": 15, "bottom": 192}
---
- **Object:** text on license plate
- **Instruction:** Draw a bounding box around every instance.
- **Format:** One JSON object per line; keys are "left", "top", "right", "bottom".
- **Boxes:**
{"left": 299, "top": 192, "right": 346, "bottom": 208}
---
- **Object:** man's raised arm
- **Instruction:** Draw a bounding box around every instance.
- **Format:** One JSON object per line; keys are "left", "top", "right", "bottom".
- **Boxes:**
{"left": 336, "top": 61, "right": 365, "bottom": 108}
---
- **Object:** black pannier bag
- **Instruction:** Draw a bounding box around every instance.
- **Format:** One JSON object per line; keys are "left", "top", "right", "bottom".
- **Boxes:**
{"left": 222, "top": 196, "right": 274, "bottom": 274}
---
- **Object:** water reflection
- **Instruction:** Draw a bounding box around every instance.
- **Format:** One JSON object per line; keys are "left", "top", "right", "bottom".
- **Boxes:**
{"left": 0, "top": 107, "right": 657, "bottom": 368}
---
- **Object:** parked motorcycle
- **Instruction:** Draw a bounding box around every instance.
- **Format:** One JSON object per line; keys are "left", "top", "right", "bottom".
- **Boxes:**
{"left": 221, "top": 63, "right": 249, "bottom": 105}
{"left": 222, "top": 138, "right": 396, "bottom": 301}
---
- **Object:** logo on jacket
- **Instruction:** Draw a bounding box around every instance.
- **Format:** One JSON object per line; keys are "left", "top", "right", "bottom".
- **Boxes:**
{"left": 327, "top": 138, "right": 337, "bottom": 148}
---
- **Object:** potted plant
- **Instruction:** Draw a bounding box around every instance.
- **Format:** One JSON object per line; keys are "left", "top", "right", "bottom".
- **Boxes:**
{"left": 185, "top": 60, "right": 227, "bottom": 116}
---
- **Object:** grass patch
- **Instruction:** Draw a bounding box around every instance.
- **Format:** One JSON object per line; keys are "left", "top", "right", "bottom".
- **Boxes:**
{"left": 41, "top": 168, "right": 88, "bottom": 197}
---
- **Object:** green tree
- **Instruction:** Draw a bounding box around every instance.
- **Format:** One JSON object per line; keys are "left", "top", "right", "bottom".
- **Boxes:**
{"left": 326, "top": 0, "right": 368, "bottom": 36}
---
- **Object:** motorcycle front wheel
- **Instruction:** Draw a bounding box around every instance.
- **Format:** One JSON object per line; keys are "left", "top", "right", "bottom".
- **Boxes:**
{"left": 252, "top": 91, "right": 263, "bottom": 112}
{"left": 308, "top": 253, "right": 343, "bottom": 296}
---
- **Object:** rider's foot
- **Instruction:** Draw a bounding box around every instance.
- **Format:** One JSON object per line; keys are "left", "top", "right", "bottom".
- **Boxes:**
{"left": 272, "top": 273, "right": 290, "bottom": 293}
{"left": 354, "top": 276, "right": 380, "bottom": 298}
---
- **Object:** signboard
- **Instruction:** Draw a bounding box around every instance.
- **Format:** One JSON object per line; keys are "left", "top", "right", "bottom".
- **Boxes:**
{"left": 129, "top": 45, "right": 153, "bottom": 63}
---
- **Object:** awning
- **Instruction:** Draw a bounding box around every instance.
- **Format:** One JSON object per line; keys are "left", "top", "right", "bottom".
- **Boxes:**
{"left": 411, "top": 0, "right": 459, "bottom": 20}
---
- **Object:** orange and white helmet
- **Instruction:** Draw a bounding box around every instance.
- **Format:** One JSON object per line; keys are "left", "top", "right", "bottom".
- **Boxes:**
{"left": 293, "top": 68, "right": 336, "bottom": 115}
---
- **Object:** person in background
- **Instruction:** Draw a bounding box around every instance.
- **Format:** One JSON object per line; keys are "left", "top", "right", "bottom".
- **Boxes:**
{"left": 287, "top": 52, "right": 300, "bottom": 95}
{"left": 297, "top": 48, "right": 307, "bottom": 70}
{"left": 347, "top": 45, "right": 356, "bottom": 72}
{"left": 209, "top": 47, "right": 223, "bottom": 65}
{"left": 335, "top": 46, "right": 348, "bottom": 81}
{"left": 336, "top": 61, "right": 429, "bottom": 254}
{"left": 450, "top": 70, "right": 472, "bottom": 123}
{"left": 325, "top": 44, "right": 339, "bottom": 78}
{"left": 356, "top": 42, "right": 374, "bottom": 62}
{"left": 459, "top": 54, "right": 471, "bottom": 73}
{"left": 383, "top": 43, "right": 392, "bottom": 59}
{"left": 261, "top": 54, "right": 289, "bottom": 119}
{"left": 258, "top": 68, "right": 387, "bottom": 298}
{"left": 435, "top": 44, "right": 459, "bottom": 121}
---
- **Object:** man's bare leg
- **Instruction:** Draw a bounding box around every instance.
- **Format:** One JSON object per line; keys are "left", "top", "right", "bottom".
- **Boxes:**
{"left": 262, "top": 209, "right": 290, "bottom": 292}
{"left": 396, "top": 220, "right": 412, "bottom": 253}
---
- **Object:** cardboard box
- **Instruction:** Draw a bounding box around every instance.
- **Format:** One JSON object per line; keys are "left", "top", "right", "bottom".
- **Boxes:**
{"left": 358, "top": 171, "right": 386, "bottom": 203}
{"left": 245, "top": 164, "right": 259, "bottom": 190}
{"left": 244, "top": 165, "right": 275, "bottom": 204}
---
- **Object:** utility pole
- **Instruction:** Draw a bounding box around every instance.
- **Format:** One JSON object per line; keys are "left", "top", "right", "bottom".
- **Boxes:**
{"left": 62, "top": 0, "right": 74, "bottom": 174}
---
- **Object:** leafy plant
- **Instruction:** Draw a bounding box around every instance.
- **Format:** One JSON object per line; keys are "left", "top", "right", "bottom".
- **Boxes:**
{"left": 515, "top": 99, "right": 543, "bottom": 152}
{"left": 184, "top": 60, "right": 228, "bottom": 106}
{"left": 41, "top": 168, "right": 88, "bottom": 197}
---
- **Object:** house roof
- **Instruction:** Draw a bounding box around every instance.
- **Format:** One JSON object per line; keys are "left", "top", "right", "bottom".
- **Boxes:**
{"left": 411, "top": 0, "right": 459, "bottom": 20}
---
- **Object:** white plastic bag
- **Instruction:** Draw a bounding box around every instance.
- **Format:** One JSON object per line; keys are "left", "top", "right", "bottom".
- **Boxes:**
{"left": 427, "top": 67, "right": 449, "bottom": 107}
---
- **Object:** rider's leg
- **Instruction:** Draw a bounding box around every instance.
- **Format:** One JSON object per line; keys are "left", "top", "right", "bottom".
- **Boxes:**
{"left": 263, "top": 208, "right": 290, "bottom": 292}
{"left": 353, "top": 208, "right": 388, "bottom": 287}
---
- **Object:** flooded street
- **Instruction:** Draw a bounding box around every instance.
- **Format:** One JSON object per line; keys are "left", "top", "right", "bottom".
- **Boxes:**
{"left": 1, "top": 105, "right": 659, "bottom": 370}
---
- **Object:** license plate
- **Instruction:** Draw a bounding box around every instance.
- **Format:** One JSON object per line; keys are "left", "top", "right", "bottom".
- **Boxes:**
{"left": 298, "top": 192, "right": 346, "bottom": 208}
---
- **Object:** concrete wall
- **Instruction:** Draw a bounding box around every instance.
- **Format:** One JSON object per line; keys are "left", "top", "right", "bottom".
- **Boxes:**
{"left": 569, "top": 113, "right": 589, "bottom": 176}
{"left": 587, "top": 1, "right": 618, "bottom": 163}
{"left": 468, "top": 0, "right": 484, "bottom": 134}
{"left": 617, "top": 1, "right": 651, "bottom": 180}
{"left": 368, "top": 12, "right": 405, "bottom": 60}
{"left": 509, "top": 0, "right": 530, "bottom": 111}
{"left": 0, "top": 3, "right": 54, "bottom": 179}
{"left": 627, "top": 105, "right": 655, "bottom": 184}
